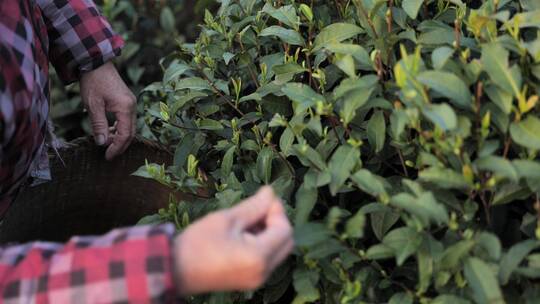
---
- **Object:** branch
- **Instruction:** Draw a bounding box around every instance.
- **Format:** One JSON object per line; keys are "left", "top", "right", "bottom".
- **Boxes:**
{"left": 356, "top": 0, "right": 379, "bottom": 39}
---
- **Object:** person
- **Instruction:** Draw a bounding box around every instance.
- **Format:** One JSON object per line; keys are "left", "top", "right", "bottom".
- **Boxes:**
{"left": 0, "top": 0, "right": 293, "bottom": 302}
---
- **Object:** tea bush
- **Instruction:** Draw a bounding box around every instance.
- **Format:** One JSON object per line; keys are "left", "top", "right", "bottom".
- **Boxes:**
{"left": 138, "top": 0, "right": 540, "bottom": 302}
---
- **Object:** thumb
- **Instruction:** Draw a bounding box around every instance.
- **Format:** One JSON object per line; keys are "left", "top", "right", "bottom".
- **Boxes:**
{"left": 88, "top": 98, "right": 109, "bottom": 146}
{"left": 229, "top": 186, "right": 277, "bottom": 229}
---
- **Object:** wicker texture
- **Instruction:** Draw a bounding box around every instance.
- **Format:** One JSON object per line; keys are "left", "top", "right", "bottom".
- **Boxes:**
{"left": 0, "top": 137, "right": 180, "bottom": 244}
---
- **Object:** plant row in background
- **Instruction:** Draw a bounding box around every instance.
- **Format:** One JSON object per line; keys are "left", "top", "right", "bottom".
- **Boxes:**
{"left": 137, "top": 0, "right": 540, "bottom": 303}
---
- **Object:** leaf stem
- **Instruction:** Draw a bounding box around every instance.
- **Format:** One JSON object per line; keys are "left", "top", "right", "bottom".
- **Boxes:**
{"left": 503, "top": 137, "right": 512, "bottom": 158}
{"left": 479, "top": 190, "right": 492, "bottom": 226}
{"left": 328, "top": 116, "right": 344, "bottom": 144}
{"left": 355, "top": 0, "right": 379, "bottom": 39}
{"left": 396, "top": 147, "right": 409, "bottom": 177}
{"left": 237, "top": 35, "right": 260, "bottom": 88}
{"left": 268, "top": 142, "right": 296, "bottom": 177}
{"left": 197, "top": 65, "right": 246, "bottom": 116}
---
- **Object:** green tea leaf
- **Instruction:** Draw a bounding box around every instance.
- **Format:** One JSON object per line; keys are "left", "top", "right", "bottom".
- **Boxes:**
{"left": 313, "top": 23, "right": 363, "bottom": 51}
{"left": 291, "top": 144, "right": 327, "bottom": 171}
{"left": 418, "top": 28, "right": 455, "bottom": 45}
{"left": 367, "top": 111, "right": 386, "bottom": 153}
{"left": 295, "top": 183, "right": 318, "bottom": 225}
{"left": 198, "top": 118, "right": 223, "bottom": 130}
{"left": 419, "top": 167, "right": 470, "bottom": 190}
{"left": 421, "top": 103, "right": 458, "bottom": 131}
{"left": 417, "top": 236, "right": 443, "bottom": 293}
{"left": 262, "top": 3, "right": 299, "bottom": 29}
{"left": 431, "top": 46, "right": 454, "bottom": 69}
{"left": 476, "top": 232, "right": 502, "bottom": 261}
{"left": 440, "top": 240, "right": 475, "bottom": 270}
{"left": 260, "top": 26, "right": 305, "bottom": 45}
{"left": 417, "top": 71, "right": 472, "bottom": 109}
{"left": 464, "top": 257, "right": 504, "bottom": 304}
{"left": 282, "top": 83, "right": 325, "bottom": 114}
{"left": 292, "top": 268, "right": 320, "bottom": 303}
{"left": 499, "top": 240, "right": 539, "bottom": 284}
{"left": 325, "top": 43, "right": 372, "bottom": 70}
{"left": 160, "top": 6, "right": 175, "bottom": 32}
{"left": 432, "top": 295, "right": 472, "bottom": 304}
{"left": 351, "top": 169, "right": 387, "bottom": 197}
{"left": 305, "top": 239, "right": 345, "bottom": 259}
{"left": 371, "top": 210, "right": 400, "bottom": 241}
{"left": 176, "top": 77, "right": 212, "bottom": 91}
{"left": 389, "top": 292, "right": 413, "bottom": 304}
{"left": 391, "top": 192, "right": 449, "bottom": 226}
{"left": 339, "top": 87, "right": 374, "bottom": 125}
{"left": 475, "top": 156, "right": 519, "bottom": 182}
{"left": 334, "top": 54, "right": 356, "bottom": 78}
{"left": 481, "top": 43, "right": 522, "bottom": 97}
{"left": 170, "top": 91, "right": 207, "bottom": 115}
{"left": 328, "top": 145, "right": 360, "bottom": 195}
{"left": 485, "top": 85, "right": 513, "bottom": 114}
{"left": 280, "top": 127, "right": 295, "bottom": 156}
{"left": 294, "top": 223, "right": 332, "bottom": 247}
{"left": 345, "top": 210, "right": 366, "bottom": 239}
{"left": 163, "top": 60, "right": 190, "bottom": 84}
{"left": 402, "top": 0, "right": 424, "bottom": 19}
{"left": 513, "top": 160, "right": 540, "bottom": 179}
{"left": 509, "top": 10, "right": 540, "bottom": 28}
{"left": 273, "top": 63, "right": 307, "bottom": 83}
{"left": 521, "top": 0, "right": 540, "bottom": 10}
{"left": 221, "top": 146, "right": 236, "bottom": 177}
{"left": 492, "top": 183, "right": 531, "bottom": 206}
{"left": 256, "top": 147, "right": 274, "bottom": 183}
{"left": 137, "top": 214, "right": 164, "bottom": 226}
{"left": 383, "top": 227, "right": 422, "bottom": 266}
{"left": 510, "top": 116, "right": 540, "bottom": 150}
{"left": 366, "top": 244, "right": 395, "bottom": 260}
{"left": 390, "top": 110, "right": 409, "bottom": 139}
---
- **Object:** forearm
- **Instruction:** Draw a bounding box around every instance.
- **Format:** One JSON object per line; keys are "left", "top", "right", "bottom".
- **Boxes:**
{"left": 0, "top": 224, "right": 177, "bottom": 302}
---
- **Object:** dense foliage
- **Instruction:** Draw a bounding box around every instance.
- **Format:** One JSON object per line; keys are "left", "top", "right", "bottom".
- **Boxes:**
{"left": 50, "top": 0, "right": 210, "bottom": 139}
{"left": 138, "top": 0, "right": 540, "bottom": 303}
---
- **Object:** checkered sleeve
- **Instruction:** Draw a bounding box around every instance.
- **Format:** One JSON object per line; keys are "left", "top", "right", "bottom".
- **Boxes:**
{"left": 36, "top": 0, "right": 124, "bottom": 84}
{"left": 0, "top": 224, "right": 178, "bottom": 303}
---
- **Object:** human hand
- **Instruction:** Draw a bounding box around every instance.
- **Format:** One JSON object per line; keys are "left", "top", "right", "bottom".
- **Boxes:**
{"left": 173, "top": 186, "right": 294, "bottom": 295}
{"left": 80, "top": 62, "right": 136, "bottom": 160}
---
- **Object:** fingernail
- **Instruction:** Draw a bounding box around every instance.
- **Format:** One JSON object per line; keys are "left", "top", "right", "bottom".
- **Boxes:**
{"left": 96, "top": 134, "right": 106, "bottom": 146}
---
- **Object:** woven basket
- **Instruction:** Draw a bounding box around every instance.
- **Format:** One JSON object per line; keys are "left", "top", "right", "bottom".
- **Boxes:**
{"left": 0, "top": 137, "right": 183, "bottom": 244}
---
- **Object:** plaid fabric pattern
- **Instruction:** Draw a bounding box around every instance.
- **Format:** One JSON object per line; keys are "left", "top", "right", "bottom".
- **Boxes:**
{"left": 0, "top": 0, "right": 51, "bottom": 215}
{"left": 0, "top": 0, "right": 124, "bottom": 214}
{"left": 0, "top": 224, "right": 177, "bottom": 303}
{"left": 37, "top": 0, "right": 124, "bottom": 83}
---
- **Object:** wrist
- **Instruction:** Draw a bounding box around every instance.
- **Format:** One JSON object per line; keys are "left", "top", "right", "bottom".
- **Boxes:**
{"left": 80, "top": 61, "right": 115, "bottom": 82}
{"left": 172, "top": 234, "right": 187, "bottom": 296}
{"left": 173, "top": 233, "right": 200, "bottom": 296}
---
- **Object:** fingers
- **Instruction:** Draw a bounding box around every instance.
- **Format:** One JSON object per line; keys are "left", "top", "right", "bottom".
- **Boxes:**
{"left": 228, "top": 186, "right": 277, "bottom": 229}
{"left": 256, "top": 201, "right": 293, "bottom": 260}
{"left": 105, "top": 96, "right": 136, "bottom": 160}
{"left": 87, "top": 97, "right": 109, "bottom": 146}
{"left": 268, "top": 237, "right": 294, "bottom": 271}
{"left": 240, "top": 200, "right": 293, "bottom": 280}
{"left": 81, "top": 62, "right": 137, "bottom": 160}
{"left": 105, "top": 110, "right": 133, "bottom": 160}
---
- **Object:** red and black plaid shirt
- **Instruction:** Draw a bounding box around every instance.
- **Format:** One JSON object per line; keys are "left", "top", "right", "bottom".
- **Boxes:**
{"left": 0, "top": 1, "right": 177, "bottom": 302}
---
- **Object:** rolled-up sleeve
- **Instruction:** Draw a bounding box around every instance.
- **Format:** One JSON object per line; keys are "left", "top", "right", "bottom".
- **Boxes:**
{"left": 0, "top": 224, "right": 178, "bottom": 303}
{"left": 36, "top": 0, "right": 124, "bottom": 84}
